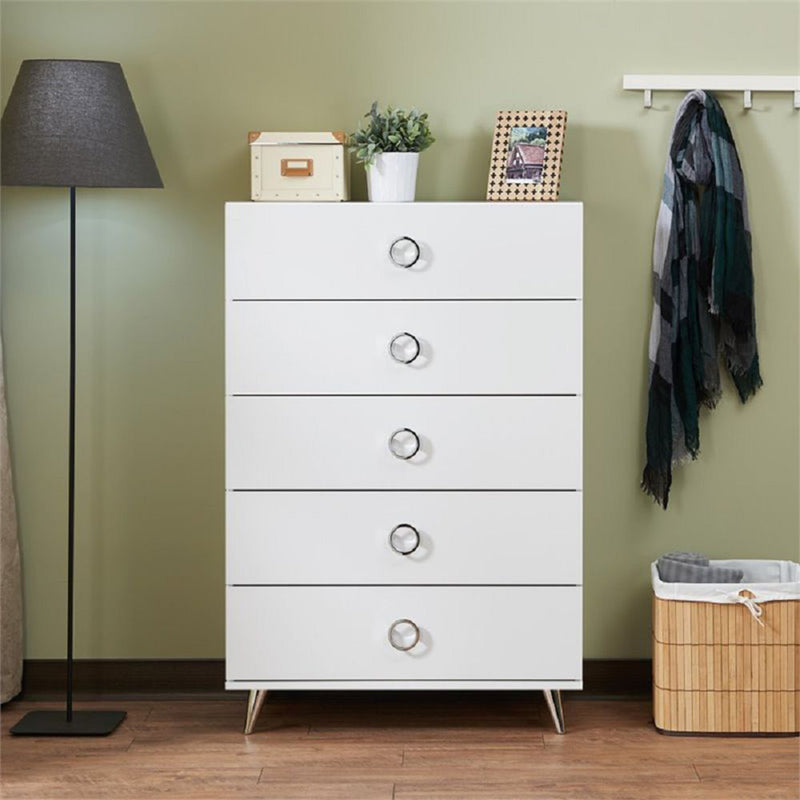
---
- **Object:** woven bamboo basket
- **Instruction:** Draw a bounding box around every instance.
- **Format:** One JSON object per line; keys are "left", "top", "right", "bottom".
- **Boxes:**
{"left": 653, "top": 593, "right": 799, "bottom": 734}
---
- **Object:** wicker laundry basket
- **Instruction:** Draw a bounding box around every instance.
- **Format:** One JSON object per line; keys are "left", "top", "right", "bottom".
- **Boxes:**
{"left": 652, "top": 560, "right": 799, "bottom": 735}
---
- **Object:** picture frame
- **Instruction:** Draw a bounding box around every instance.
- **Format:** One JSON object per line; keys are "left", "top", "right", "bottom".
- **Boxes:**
{"left": 486, "top": 110, "right": 567, "bottom": 202}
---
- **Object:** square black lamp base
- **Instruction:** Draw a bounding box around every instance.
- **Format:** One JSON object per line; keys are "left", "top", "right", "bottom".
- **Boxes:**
{"left": 10, "top": 710, "right": 126, "bottom": 736}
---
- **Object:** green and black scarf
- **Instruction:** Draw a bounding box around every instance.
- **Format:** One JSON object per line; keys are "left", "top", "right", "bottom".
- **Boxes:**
{"left": 642, "top": 90, "right": 762, "bottom": 509}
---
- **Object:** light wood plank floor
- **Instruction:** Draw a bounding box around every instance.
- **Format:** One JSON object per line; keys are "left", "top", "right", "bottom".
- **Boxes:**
{"left": 2, "top": 693, "right": 798, "bottom": 799}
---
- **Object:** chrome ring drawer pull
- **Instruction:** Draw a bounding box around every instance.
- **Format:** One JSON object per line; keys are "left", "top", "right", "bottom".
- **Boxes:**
{"left": 388, "top": 618, "right": 420, "bottom": 651}
{"left": 389, "top": 332, "right": 421, "bottom": 364}
{"left": 389, "top": 236, "right": 421, "bottom": 268}
{"left": 388, "top": 428, "right": 420, "bottom": 460}
{"left": 389, "top": 524, "right": 421, "bottom": 555}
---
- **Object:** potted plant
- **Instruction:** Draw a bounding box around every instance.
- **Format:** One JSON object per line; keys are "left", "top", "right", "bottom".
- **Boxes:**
{"left": 349, "top": 101, "right": 434, "bottom": 202}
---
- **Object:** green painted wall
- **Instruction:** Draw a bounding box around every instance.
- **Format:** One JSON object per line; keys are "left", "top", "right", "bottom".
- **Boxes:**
{"left": 2, "top": 1, "right": 798, "bottom": 660}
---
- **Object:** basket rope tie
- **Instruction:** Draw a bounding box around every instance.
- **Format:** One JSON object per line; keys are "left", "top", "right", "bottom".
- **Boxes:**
{"left": 717, "top": 589, "right": 765, "bottom": 626}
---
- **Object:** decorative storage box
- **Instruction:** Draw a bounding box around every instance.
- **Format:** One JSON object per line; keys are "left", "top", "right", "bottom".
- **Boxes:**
{"left": 249, "top": 131, "right": 349, "bottom": 202}
{"left": 652, "top": 561, "right": 800, "bottom": 735}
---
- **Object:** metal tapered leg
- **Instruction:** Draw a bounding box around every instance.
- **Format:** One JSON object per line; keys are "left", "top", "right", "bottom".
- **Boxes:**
{"left": 543, "top": 689, "right": 565, "bottom": 734}
{"left": 243, "top": 690, "right": 268, "bottom": 735}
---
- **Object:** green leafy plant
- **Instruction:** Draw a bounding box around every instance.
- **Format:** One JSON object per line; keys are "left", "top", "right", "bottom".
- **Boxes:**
{"left": 349, "top": 101, "right": 434, "bottom": 166}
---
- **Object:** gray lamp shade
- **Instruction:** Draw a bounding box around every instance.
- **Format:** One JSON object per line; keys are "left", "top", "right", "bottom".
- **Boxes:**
{"left": 1, "top": 59, "right": 162, "bottom": 188}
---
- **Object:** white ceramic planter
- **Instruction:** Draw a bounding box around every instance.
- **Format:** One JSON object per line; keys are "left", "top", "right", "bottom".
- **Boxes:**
{"left": 366, "top": 152, "right": 419, "bottom": 202}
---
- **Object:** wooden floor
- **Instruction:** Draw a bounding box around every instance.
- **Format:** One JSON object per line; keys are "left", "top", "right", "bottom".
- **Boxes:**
{"left": 2, "top": 693, "right": 798, "bottom": 799}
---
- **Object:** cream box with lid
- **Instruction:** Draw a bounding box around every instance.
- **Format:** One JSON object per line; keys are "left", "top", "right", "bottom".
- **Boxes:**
{"left": 249, "top": 131, "right": 350, "bottom": 202}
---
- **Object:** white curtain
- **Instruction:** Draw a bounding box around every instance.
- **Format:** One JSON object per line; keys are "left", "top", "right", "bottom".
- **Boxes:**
{"left": 0, "top": 335, "right": 22, "bottom": 703}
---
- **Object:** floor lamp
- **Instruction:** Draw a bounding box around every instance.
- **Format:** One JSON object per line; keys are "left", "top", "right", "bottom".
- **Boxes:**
{"left": 2, "top": 60, "right": 162, "bottom": 736}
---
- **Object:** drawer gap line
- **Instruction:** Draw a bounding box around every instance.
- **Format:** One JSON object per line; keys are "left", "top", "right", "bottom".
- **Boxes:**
{"left": 228, "top": 583, "right": 583, "bottom": 588}
{"left": 230, "top": 393, "right": 581, "bottom": 398}
{"left": 228, "top": 488, "right": 582, "bottom": 493}
{"left": 230, "top": 297, "right": 582, "bottom": 303}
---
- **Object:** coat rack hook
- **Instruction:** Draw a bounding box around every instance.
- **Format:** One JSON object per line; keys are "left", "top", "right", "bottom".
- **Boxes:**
{"left": 624, "top": 75, "right": 800, "bottom": 111}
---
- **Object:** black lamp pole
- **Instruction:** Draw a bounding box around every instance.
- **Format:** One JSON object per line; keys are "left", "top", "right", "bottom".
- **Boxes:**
{"left": 2, "top": 59, "right": 162, "bottom": 736}
{"left": 67, "top": 185, "right": 76, "bottom": 723}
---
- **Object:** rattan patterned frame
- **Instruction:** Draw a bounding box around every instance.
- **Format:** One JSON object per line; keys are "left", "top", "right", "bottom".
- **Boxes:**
{"left": 486, "top": 110, "right": 567, "bottom": 202}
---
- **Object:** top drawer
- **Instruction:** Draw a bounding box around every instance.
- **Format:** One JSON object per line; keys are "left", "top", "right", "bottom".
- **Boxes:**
{"left": 225, "top": 202, "right": 582, "bottom": 300}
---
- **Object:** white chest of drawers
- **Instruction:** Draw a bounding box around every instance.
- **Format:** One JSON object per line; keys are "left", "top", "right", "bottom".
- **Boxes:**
{"left": 225, "top": 202, "right": 583, "bottom": 734}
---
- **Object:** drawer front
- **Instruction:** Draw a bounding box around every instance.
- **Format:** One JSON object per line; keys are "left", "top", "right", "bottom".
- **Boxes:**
{"left": 226, "top": 491, "right": 582, "bottom": 585}
{"left": 227, "top": 300, "right": 582, "bottom": 395}
{"left": 226, "top": 396, "right": 582, "bottom": 490}
{"left": 225, "top": 202, "right": 582, "bottom": 300}
{"left": 226, "top": 586, "right": 582, "bottom": 681}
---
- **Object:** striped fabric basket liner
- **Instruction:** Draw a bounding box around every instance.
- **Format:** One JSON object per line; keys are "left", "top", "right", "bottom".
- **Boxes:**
{"left": 651, "top": 560, "right": 799, "bottom": 735}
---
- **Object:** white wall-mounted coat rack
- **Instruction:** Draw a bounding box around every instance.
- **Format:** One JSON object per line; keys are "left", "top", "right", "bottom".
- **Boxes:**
{"left": 623, "top": 75, "right": 800, "bottom": 110}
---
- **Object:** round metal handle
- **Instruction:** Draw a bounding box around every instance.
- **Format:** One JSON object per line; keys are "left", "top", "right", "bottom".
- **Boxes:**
{"left": 389, "top": 524, "right": 421, "bottom": 555}
{"left": 388, "top": 428, "right": 420, "bottom": 460}
{"left": 389, "top": 332, "right": 421, "bottom": 364}
{"left": 389, "top": 236, "right": 421, "bottom": 269}
{"left": 388, "top": 618, "right": 420, "bottom": 651}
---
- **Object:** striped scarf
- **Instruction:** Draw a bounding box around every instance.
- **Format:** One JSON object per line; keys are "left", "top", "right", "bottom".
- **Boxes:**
{"left": 642, "top": 90, "right": 762, "bottom": 509}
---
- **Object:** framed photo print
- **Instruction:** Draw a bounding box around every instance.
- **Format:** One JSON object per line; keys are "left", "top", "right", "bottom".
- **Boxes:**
{"left": 486, "top": 110, "right": 567, "bottom": 201}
